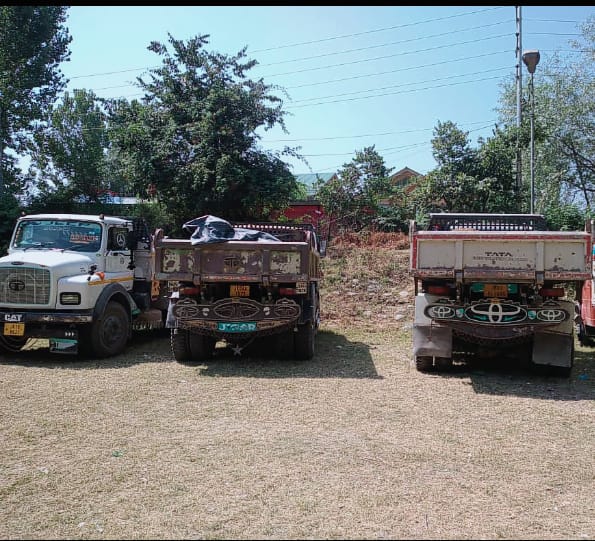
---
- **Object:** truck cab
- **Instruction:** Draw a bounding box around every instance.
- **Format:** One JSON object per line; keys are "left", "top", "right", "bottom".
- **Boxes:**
{"left": 0, "top": 213, "right": 165, "bottom": 357}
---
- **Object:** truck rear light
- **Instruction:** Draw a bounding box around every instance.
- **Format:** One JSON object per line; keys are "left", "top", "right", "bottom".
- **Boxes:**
{"left": 179, "top": 286, "right": 200, "bottom": 295}
{"left": 279, "top": 287, "right": 296, "bottom": 295}
{"left": 427, "top": 285, "right": 450, "bottom": 295}
{"left": 539, "top": 287, "right": 564, "bottom": 297}
{"left": 60, "top": 292, "right": 81, "bottom": 305}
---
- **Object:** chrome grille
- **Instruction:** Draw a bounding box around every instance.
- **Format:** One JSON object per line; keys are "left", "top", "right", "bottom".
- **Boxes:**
{"left": 0, "top": 267, "right": 51, "bottom": 305}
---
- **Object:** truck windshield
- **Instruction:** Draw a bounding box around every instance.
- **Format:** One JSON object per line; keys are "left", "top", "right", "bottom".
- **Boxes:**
{"left": 12, "top": 220, "right": 103, "bottom": 252}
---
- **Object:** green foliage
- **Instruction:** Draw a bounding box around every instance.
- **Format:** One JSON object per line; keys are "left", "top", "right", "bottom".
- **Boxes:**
{"left": 126, "top": 200, "right": 170, "bottom": 234}
{"left": 372, "top": 205, "right": 409, "bottom": 233}
{"left": 544, "top": 202, "right": 586, "bottom": 231}
{"left": 0, "top": 6, "right": 71, "bottom": 194}
{"left": 410, "top": 121, "right": 523, "bottom": 218}
{"left": 28, "top": 89, "right": 109, "bottom": 203}
{"left": 0, "top": 192, "right": 22, "bottom": 255}
{"left": 496, "top": 17, "right": 595, "bottom": 214}
{"left": 315, "top": 146, "right": 393, "bottom": 233}
{"left": 104, "top": 33, "right": 303, "bottom": 234}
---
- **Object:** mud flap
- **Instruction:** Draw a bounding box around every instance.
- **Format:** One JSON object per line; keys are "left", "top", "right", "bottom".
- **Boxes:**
{"left": 413, "top": 294, "right": 453, "bottom": 358}
{"left": 413, "top": 325, "right": 452, "bottom": 358}
{"left": 532, "top": 332, "right": 573, "bottom": 367}
{"left": 532, "top": 299, "right": 574, "bottom": 368}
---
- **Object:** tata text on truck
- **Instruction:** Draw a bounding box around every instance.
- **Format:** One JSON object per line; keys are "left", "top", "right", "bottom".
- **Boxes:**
{"left": 409, "top": 213, "right": 592, "bottom": 376}
{"left": 0, "top": 213, "right": 168, "bottom": 357}
{"left": 153, "top": 215, "right": 322, "bottom": 363}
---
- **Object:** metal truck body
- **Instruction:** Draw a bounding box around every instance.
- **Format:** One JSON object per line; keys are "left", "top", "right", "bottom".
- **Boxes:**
{"left": 0, "top": 213, "right": 167, "bottom": 357}
{"left": 153, "top": 221, "right": 322, "bottom": 362}
{"left": 409, "top": 213, "right": 592, "bottom": 376}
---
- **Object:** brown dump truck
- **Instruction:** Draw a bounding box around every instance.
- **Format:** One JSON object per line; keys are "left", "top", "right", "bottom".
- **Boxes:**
{"left": 153, "top": 216, "right": 322, "bottom": 362}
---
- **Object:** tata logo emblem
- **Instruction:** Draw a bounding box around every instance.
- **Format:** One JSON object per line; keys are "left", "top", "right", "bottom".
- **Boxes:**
{"left": 8, "top": 280, "right": 26, "bottom": 292}
{"left": 485, "top": 251, "right": 513, "bottom": 257}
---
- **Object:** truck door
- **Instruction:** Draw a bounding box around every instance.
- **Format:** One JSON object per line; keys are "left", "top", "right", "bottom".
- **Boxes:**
{"left": 105, "top": 226, "right": 131, "bottom": 274}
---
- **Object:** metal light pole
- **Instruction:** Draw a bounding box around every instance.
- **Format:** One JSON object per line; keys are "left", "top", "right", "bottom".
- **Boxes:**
{"left": 522, "top": 49, "right": 540, "bottom": 214}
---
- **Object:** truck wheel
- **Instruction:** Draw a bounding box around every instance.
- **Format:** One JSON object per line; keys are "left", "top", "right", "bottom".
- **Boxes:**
{"left": 171, "top": 329, "right": 214, "bottom": 364}
{"left": 578, "top": 322, "right": 595, "bottom": 347}
{"left": 415, "top": 356, "right": 434, "bottom": 372}
{"left": 0, "top": 336, "right": 30, "bottom": 353}
{"left": 83, "top": 301, "right": 129, "bottom": 358}
{"left": 294, "top": 321, "right": 315, "bottom": 360}
{"left": 434, "top": 356, "right": 453, "bottom": 371}
{"left": 189, "top": 333, "right": 215, "bottom": 362}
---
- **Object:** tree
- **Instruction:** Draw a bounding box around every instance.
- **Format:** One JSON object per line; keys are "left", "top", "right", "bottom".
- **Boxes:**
{"left": 0, "top": 6, "right": 71, "bottom": 195}
{"left": 105, "top": 33, "right": 303, "bottom": 234}
{"left": 496, "top": 15, "right": 595, "bottom": 218}
{"left": 315, "top": 146, "right": 393, "bottom": 233}
{"left": 410, "top": 121, "right": 523, "bottom": 218}
{"left": 27, "top": 89, "right": 109, "bottom": 210}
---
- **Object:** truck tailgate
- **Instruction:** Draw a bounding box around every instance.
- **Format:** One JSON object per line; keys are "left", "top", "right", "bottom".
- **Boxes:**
{"left": 154, "top": 239, "right": 312, "bottom": 283}
{"left": 410, "top": 230, "right": 592, "bottom": 281}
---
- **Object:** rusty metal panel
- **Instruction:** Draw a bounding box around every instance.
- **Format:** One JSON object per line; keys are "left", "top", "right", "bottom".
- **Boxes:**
{"left": 270, "top": 250, "right": 301, "bottom": 274}
{"left": 202, "top": 249, "right": 263, "bottom": 276}
{"left": 160, "top": 248, "right": 196, "bottom": 274}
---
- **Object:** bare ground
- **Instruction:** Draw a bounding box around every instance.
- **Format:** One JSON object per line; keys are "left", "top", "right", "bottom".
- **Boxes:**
{"left": 0, "top": 241, "right": 594, "bottom": 540}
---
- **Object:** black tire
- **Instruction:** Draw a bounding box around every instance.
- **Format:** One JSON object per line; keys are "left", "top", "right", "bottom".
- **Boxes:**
{"left": 82, "top": 301, "right": 130, "bottom": 358}
{"left": 0, "top": 336, "right": 30, "bottom": 353}
{"left": 189, "top": 332, "right": 215, "bottom": 362}
{"left": 578, "top": 322, "right": 595, "bottom": 347}
{"left": 294, "top": 322, "right": 315, "bottom": 360}
{"left": 171, "top": 329, "right": 214, "bottom": 364}
{"left": 434, "top": 356, "right": 453, "bottom": 371}
{"left": 415, "top": 355, "right": 434, "bottom": 372}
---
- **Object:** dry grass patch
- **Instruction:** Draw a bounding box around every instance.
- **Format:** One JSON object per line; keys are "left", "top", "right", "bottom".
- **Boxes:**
{"left": 0, "top": 238, "right": 594, "bottom": 540}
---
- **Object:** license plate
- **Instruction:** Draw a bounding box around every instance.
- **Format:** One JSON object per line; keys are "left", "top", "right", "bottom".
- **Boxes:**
{"left": 230, "top": 284, "right": 250, "bottom": 297}
{"left": 4, "top": 322, "right": 25, "bottom": 336}
{"left": 217, "top": 321, "right": 257, "bottom": 332}
{"left": 484, "top": 284, "right": 508, "bottom": 298}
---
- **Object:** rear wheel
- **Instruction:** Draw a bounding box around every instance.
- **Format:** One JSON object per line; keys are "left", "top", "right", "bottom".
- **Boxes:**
{"left": 294, "top": 322, "right": 315, "bottom": 360}
{"left": 171, "top": 329, "right": 214, "bottom": 364}
{"left": 81, "top": 301, "right": 129, "bottom": 358}
{"left": 415, "top": 355, "right": 434, "bottom": 372}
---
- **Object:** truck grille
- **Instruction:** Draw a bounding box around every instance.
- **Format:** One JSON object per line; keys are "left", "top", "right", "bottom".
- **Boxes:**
{"left": 0, "top": 267, "right": 51, "bottom": 305}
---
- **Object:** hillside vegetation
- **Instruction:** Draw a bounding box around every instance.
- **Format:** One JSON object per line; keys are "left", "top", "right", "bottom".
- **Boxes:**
{"left": 320, "top": 231, "right": 413, "bottom": 332}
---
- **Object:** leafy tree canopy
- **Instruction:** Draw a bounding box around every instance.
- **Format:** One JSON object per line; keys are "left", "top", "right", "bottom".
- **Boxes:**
{"left": 0, "top": 6, "right": 71, "bottom": 194}
{"left": 105, "top": 33, "right": 303, "bottom": 234}
{"left": 315, "top": 145, "right": 393, "bottom": 233}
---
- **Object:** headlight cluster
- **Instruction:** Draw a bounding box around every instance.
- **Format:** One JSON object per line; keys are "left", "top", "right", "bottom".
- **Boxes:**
{"left": 60, "top": 293, "right": 81, "bottom": 305}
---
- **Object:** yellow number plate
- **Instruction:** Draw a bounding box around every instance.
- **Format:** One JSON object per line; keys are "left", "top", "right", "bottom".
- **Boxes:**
{"left": 484, "top": 284, "right": 508, "bottom": 298}
{"left": 4, "top": 322, "right": 25, "bottom": 336}
{"left": 230, "top": 284, "right": 250, "bottom": 297}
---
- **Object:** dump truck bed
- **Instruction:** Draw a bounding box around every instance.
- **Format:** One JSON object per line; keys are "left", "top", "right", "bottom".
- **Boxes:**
{"left": 410, "top": 229, "right": 592, "bottom": 282}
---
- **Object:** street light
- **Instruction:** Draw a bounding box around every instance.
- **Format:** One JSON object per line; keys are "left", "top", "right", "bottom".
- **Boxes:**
{"left": 522, "top": 49, "right": 540, "bottom": 214}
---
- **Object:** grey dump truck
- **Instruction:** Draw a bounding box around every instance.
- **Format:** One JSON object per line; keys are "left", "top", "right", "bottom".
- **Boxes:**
{"left": 153, "top": 216, "right": 322, "bottom": 363}
{"left": 409, "top": 213, "right": 592, "bottom": 376}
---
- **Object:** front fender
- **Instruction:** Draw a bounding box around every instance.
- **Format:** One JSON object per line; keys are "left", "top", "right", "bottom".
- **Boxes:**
{"left": 93, "top": 282, "right": 135, "bottom": 322}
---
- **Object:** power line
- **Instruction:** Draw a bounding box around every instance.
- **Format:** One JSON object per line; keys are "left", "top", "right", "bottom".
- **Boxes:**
{"left": 288, "top": 67, "right": 511, "bottom": 105}
{"left": 256, "top": 20, "right": 513, "bottom": 67}
{"left": 248, "top": 6, "right": 508, "bottom": 53}
{"left": 261, "top": 33, "right": 513, "bottom": 79}
{"left": 286, "top": 75, "right": 506, "bottom": 109}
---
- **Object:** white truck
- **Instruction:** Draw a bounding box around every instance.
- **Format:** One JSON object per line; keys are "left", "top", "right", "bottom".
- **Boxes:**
{"left": 409, "top": 213, "right": 592, "bottom": 376}
{"left": 0, "top": 213, "right": 168, "bottom": 357}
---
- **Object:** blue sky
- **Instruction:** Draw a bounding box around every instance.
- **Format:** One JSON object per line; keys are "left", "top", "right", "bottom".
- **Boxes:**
{"left": 61, "top": 5, "right": 594, "bottom": 177}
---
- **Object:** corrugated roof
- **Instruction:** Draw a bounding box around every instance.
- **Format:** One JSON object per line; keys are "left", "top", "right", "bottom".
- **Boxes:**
{"left": 295, "top": 173, "right": 335, "bottom": 195}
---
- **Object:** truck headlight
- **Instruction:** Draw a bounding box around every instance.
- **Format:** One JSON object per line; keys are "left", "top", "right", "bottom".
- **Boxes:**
{"left": 60, "top": 292, "right": 81, "bottom": 305}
